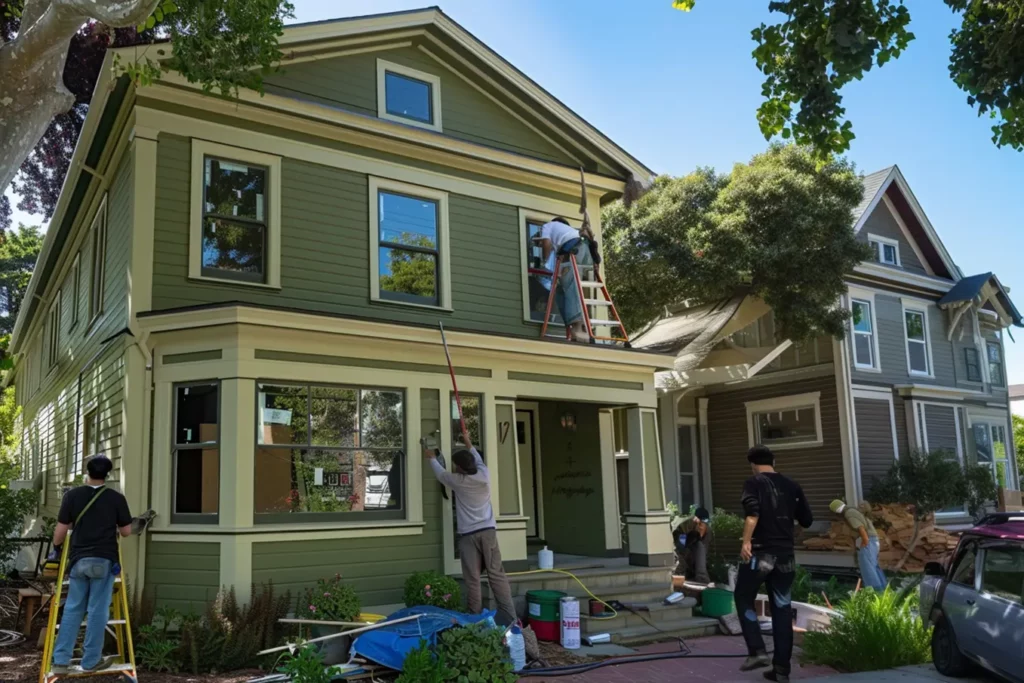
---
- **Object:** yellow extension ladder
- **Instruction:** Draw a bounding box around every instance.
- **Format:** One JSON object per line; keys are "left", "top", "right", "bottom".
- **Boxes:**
{"left": 39, "top": 536, "right": 137, "bottom": 683}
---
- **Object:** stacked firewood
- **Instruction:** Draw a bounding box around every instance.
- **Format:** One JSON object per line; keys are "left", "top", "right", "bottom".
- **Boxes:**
{"left": 799, "top": 503, "right": 960, "bottom": 573}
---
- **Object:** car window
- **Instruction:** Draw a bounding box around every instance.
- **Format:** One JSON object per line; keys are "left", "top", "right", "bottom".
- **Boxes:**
{"left": 981, "top": 546, "right": 1024, "bottom": 605}
{"left": 951, "top": 543, "right": 978, "bottom": 587}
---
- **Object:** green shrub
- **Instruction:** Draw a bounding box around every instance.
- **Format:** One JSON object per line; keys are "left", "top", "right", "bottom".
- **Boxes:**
{"left": 299, "top": 574, "right": 361, "bottom": 622}
{"left": 0, "top": 486, "right": 37, "bottom": 575}
{"left": 802, "top": 586, "right": 931, "bottom": 672}
{"left": 404, "top": 570, "right": 462, "bottom": 611}
{"left": 136, "top": 627, "right": 180, "bottom": 673}
{"left": 436, "top": 623, "right": 515, "bottom": 683}
{"left": 397, "top": 640, "right": 457, "bottom": 683}
{"left": 276, "top": 644, "right": 333, "bottom": 683}
{"left": 709, "top": 507, "right": 744, "bottom": 539}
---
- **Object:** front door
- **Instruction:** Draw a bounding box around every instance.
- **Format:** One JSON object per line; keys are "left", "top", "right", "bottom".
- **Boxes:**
{"left": 516, "top": 409, "right": 541, "bottom": 539}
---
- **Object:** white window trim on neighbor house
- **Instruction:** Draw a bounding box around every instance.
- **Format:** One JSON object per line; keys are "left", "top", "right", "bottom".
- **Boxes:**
{"left": 867, "top": 233, "right": 901, "bottom": 267}
{"left": 188, "top": 139, "right": 283, "bottom": 290}
{"left": 848, "top": 287, "right": 881, "bottom": 373}
{"left": 368, "top": 176, "right": 452, "bottom": 311}
{"left": 376, "top": 58, "right": 443, "bottom": 133}
{"left": 901, "top": 297, "right": 935, "bottom": 379}
{"left": 744, "top": 391, "right": 824, "bottom": 451}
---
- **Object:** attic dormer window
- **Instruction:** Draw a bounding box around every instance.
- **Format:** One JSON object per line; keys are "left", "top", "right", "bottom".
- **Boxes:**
{"left": 868, "top": 234, "right": 900, "bottom": 266}
{"left": 377, "top": 59, "right": 442, "bottom": 132}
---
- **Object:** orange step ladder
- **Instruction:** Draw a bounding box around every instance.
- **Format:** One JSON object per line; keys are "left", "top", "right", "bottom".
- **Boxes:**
{"left": 538, "top": 250, "right": 630, "bottom": 346}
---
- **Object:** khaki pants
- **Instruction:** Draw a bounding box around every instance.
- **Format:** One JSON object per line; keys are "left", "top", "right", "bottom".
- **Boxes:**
{"left": 459, "top": 528, "right": 516, "bottom": 624}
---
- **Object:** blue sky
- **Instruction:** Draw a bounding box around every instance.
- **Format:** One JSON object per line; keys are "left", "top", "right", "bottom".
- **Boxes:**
{"left": 10, "top": 1, "right": 1024, "bottom": 379}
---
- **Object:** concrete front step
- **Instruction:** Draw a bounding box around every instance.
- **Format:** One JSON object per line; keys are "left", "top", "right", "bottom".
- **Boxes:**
{"left": 581, "top": 599, "right": 698, "bottom": 634}
{"left": 606, "top": 616, "right": 721, "bottom": 645}
{"left": 499, "top": 565, "right": 673, "bottom": 596}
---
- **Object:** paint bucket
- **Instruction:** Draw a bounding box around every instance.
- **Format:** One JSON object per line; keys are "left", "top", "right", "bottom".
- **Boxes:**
{"left": 526, "top": 590, "right": 566, "bottom": 642}
{"left": 589, "top": 598, "right": 605, "bottom": 616}
{"left": 560, "top": 596, "right": 581, "bottom": 650}
{"left": 702, "top": 587, "right": 736, "bottom": 618}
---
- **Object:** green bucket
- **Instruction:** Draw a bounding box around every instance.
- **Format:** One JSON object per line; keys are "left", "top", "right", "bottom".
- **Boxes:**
{"left": 526, "top": 590, "right": 566, "bottom": 641}
{"left": 701, "top": 588, "right": 735, "bottom": 618}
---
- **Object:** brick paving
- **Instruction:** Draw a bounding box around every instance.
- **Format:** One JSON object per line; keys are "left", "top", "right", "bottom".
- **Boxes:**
{"left": 520, "top": 635, "right": 836, "bottom": 683}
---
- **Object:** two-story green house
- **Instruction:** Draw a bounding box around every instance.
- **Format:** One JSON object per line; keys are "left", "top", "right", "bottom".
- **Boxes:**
{"left": 8, "top": 8, "right": 676, "bottom": 612}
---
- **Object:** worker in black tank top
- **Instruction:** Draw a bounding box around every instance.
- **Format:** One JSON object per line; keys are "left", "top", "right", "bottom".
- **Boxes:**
{"left": 734, "top": 445, "right": 814, "bottom": 683}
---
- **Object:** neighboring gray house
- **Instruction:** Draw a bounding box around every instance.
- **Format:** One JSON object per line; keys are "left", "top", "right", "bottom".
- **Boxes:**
{"left": 633, "top": 165, "right": 1022, "bottom": 530}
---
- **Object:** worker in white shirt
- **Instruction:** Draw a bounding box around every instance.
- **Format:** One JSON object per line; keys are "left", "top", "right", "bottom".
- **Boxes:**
{"left": 535, "top": 217, "right": 589, "bottom": 342}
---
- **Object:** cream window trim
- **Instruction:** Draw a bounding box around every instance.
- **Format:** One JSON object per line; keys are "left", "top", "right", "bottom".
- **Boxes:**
{"left": 745, "top": 391, "right": 824, "bottom": 451}
{"left": 901, "top": 298, "right": 935, "bottom": 379}
{"left": 368, "top": 176, "right": 451, "bottom": 310}
{"left": 189, "top": 139, "right": 282, "bottom": 289}
{"left": 376, "top": 58, "right": 443, "bottom": 132}
{"left": 848, "top": 287, "right": 881, "bottom": 373}
{"left": 867, "top": 233, "right": 901, "bottom": 267}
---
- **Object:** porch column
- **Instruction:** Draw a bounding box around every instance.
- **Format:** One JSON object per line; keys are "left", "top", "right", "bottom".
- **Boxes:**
{"left": 493, "top": 400, "right": 528, "bottom": 570}
{"left": 623, "top": 407, "right": 673, "bottom": 567}
{"left": 598, "top": 410, "right": 622, "bottom": 553}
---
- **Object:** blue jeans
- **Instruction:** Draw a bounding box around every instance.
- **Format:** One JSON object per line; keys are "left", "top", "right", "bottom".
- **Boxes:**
{"left": 53, "top": 558, "right": 115, "bottom": 668}
{"left": 555, "top": 238, "right": 584, "bottom": 325}
{"left": 857, "top": 537, "right": 887, "bottom": 591}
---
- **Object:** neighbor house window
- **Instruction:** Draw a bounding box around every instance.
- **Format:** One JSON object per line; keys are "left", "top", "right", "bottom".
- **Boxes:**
{"left": 376, "top": 59, "right": 442, "bottom": 132}
{"left": 88, "top": 196, "right": 107, "bottom": 323}
{"left": 964, "top": 348, "right": 982, "bottom": 382}
{"left": 974, "top": 422, "right": 1013, "bottom": 490}
{"left": 173, "top": 382, "right": 220, "bottom": 522}
{"left": 369, "top": 178, "right": 450, "bottom": 309}
{"left": 521, "top": 213, "right": 566, "bottom": 325}
{"left": 868, "top": 234, "right": 900, "bottom": 266}
{"left": 189, "top": 140, "right": 281, "bottom": 288}
{"left": 904, "top": 307, "right": 931, "bottom": 376}
{"left": 745, "top": 392, "right": 823, "bottom": 450}
{"left": 987, "top": 342, "right": 1004, "bottom": 387}
{"left": 46, "top": 295, "right": 61, "bottom": 369}
{"left": 82, "top": 408, "right": 99, "bottom": 468}
{"left": 255, "top": 382, "right": 405, "bottom": 521}
{"left": 851, "top": 299, "right": 876, "bottom": 369}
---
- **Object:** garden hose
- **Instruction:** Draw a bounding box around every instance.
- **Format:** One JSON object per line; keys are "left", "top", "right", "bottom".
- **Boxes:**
{"left": 506, "top": 568, "right": 619, "bottom": 620}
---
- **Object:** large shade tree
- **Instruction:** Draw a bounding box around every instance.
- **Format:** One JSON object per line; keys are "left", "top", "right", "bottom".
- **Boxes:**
{"left": 0, "top": 0, "right": 294, "bottom": 230}
{"left": 604, "top": 144, "right": 872, "bottom": 340}
{"left": 673, "top": 0, "right": 1024, "bottom": 157}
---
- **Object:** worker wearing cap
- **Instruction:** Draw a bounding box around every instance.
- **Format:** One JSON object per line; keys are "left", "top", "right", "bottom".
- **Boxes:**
{"left": 830, "top": 499, "right": 886, "bottom": 591}
{"left": 672, "top": 506, "right": 712, "bottom": 584}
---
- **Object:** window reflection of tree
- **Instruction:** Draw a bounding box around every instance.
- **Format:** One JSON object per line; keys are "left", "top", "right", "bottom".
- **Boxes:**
{"left": 202, "top": 158, "right": 267, "bottom": 279}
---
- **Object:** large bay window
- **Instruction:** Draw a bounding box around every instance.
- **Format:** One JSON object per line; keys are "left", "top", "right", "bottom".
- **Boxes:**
{"left": 255, "top": 382, "right": 405, "bottom": 522}
{"left": 173, "top": 382, "right": 220, "bottom": 523}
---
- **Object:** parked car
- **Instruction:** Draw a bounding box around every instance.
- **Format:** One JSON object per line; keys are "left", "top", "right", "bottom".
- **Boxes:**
{"left": 920, "top": 513, "right": 1024, "bottom": 682}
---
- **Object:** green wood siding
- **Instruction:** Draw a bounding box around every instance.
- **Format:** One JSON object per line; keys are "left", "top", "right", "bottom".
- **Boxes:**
{"left": 264, "top": 47, "right": 577, "bottom": 167}
{"left": 153, "top": 134, "right": 544, "bottom": 338}
{"left": 858, "top": 203, "right": 927, "bottom": 274}
{"left": 146, "top": 541, "right": 220, "bottom": 611}
{"left": 20, "top": 150, "right": 134, "bottom": 514}
{"left": 250, "top": 387, "right": 446, "bottom": 606}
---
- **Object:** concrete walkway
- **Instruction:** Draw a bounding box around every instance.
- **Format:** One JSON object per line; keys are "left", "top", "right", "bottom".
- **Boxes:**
{"left": 803, "top": 665, "right": 991, "bottom": 683}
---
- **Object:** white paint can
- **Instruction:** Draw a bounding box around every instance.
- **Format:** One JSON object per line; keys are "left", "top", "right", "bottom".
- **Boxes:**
{"left": 560, "top": 596, "right": 580, "bottom": 649}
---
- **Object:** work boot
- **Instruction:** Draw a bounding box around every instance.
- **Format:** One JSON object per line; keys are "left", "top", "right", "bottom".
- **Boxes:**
{"left": 50, "top": 664, "right": 69, "bottom": 675}
{"left": 763, "top": 670, "right": 790, "bottom": 683}
{"left": 80, "top": 655, "right": 116, "bottom": 672}
{"left": 740, "top": 652, "right": 771, "bottom": 671}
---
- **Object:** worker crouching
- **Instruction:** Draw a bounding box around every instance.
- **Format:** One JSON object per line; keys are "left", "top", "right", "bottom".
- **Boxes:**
{"left": 671, "top": 506, "right": 712, "bottom": 584}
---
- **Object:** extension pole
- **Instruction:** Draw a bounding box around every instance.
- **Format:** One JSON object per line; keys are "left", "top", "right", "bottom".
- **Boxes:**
{"left": 257, "top": 614, "right": 424, "bottom": 656}
{"left": 439, "top": 322, "right": 466, "bottom": 438}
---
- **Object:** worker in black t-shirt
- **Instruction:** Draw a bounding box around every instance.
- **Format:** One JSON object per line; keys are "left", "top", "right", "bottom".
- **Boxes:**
{"left": 51, "top": 456, "right": 132, "bottom": 674}
{"left": 734, "top": 445, "right": 814, "bottom": 683}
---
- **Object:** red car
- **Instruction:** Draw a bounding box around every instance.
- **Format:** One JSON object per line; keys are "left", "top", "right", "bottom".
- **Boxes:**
{"left": 920, "top": 513, "right": 1024, "bottom": 682}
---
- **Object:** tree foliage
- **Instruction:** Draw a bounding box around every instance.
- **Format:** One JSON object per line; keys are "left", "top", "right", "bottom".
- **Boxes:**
{"left": 0, "top": 224, "right": 44, "bottom": 336}
{"left": 604, "top": 144, "right": 871, "bottom": 340}
{"left": 674, "top": 1, "right": 1024, "bottom": 157}
{"left": 1, "top": 0, "right": 294, "bottom": 230}
{"left": 1013, "top": 414, "right": 1024, "bottom": 485}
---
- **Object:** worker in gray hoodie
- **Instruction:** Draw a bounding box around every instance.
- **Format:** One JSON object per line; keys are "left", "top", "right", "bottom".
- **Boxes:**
{"left": 426, "top": 427, "right": 516, "bottom": 625}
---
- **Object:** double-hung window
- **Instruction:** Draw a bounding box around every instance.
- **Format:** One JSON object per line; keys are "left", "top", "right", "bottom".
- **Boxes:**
{"left": 88, "top": 196, "right": 107, "bottom": 323}
{"left": 904, "top": 307, "right": 931, "bottom": 376}
{"left": 974, "top": 421, "right": 1013, "bottom": 490}
{"left": 189, "top": 140, "right": 281, "bottom": 288}
{"left": 965, "top": 348, "right": 982, "bottom": 382}
{"left": 987, "top": 342, "right": 1004, "bottom": 387}
{"left": 868, "top": 234, "right": 900, "bottom": 266}
{"left": 172, "top": 382, "right": 220, "bottom": 522}
{"left": 851, "top": 298, "right": 876, "bottom": 369}
{"left": 521, "top": 212, "right": 571, "bottom": 325}
{"left": 745, "top": 392, "right": 824, "bottom": 450}
{"left": 369, "top": 178, "right": 450, "bottom": 309}
{"left": 255, "top": 382, "right": 405, "bottom": 521}
{"left": 376, "top": 59, "right": 442, "bottom": 132}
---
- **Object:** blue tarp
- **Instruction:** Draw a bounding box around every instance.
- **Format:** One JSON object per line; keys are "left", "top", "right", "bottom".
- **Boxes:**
{"left": 350, "top": 606, "right": 497, "bottom": 671}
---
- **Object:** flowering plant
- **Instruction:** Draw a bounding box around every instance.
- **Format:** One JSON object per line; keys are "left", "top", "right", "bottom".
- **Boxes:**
{"left": 299, "top": 574, "right": 361, "bottom": 622}
{"left": 403, "top": 570, "right": 462, "bottom": 611}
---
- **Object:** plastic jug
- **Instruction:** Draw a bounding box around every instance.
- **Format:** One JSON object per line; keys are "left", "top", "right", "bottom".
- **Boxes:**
{"left": 538, "top": 546, "right": 554, "bottom": 570}
{"left": 507, "top": 625, "right": 526, "bottom": 671}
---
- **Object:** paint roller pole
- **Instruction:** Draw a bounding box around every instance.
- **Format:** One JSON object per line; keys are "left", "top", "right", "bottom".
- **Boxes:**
{"left": 439, "top": 322, "right": 467, "bottom": 442}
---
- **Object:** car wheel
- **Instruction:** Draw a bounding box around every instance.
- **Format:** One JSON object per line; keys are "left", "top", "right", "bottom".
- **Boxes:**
{"left": 932, "top": 619, "right": 970, "bottom": 677}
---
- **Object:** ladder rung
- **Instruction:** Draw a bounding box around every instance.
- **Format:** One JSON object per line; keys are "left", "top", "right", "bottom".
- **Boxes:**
{"left": 48, "top": 662, "right": 134, "bottom": 677}
{"left": 578, "top": 281, "right": 603, "bottom": 289}
{"left": 588, "top": 319, "right": 624, "bottom": 327}
{"left": 583, "top": 299, "right": 611, "bottom": 306}
{"left": 56, "top": 619, "right": 126, "bottom": 629}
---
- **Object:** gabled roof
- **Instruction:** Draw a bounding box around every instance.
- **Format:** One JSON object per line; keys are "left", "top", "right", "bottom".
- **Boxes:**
{"left": 261, "top": 7, "right": 652, "bottom": 183}
{"left": 938, "top": 272, "right": 1023, "bottom": 327}
{"left": 852, "top": 165, "right": 959, "bottom": 280}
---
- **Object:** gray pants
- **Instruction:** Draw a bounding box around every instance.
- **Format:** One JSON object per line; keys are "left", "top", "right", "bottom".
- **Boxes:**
{"left": 459, "top": 529, "right": 516, "bottom": 624}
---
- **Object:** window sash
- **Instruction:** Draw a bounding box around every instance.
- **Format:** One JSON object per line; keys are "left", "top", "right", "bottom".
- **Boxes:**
{"left": 752, "top": 405, "right": 819, "bottom": 446}
{"left": 987, "top": 342, "right": 1004, "bottom": 386}
{"left": 70, "top": 256, "right": 80, "bottom": 328}
{"left": 851, "top": 299, "right": 874, "bottom": 368}
{"left": 881, "top": 243, "right": 898, "bottom": 264}
{"left": 89, "top": 201, "right": 106, "bottom": 322}
{"left": 376, "top": 190, "right": 441, "bottom": 304}
{"left": 384, "top": 71, "right": 434, "bottom": 124}
{"left": 965, "top": 348, "right": 982, "bottom": 382}
{"left": 905, "top": 310, "right": 929, "bottom": 374}
{"left": 172, "top": 381, "right": 221, "bottom": 521}
{"left": 201, "top": 156, "right": 269, "bottom": 283}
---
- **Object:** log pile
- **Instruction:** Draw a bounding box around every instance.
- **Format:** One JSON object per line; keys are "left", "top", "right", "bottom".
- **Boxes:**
{"left": 799, "top": 503, "right": 960, "bottom": 573}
